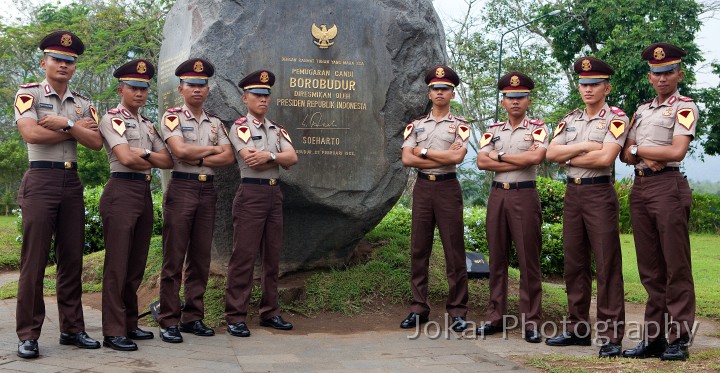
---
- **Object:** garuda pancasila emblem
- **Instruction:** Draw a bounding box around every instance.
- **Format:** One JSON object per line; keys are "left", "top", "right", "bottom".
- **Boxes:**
{"left": 311, "top": 23, "right": 338, "bottom": 49}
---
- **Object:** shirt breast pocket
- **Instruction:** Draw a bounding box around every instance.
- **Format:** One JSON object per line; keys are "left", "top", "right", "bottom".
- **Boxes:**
{"left": 415, "top": 131, "right": 429, "bottom": 144}
{"left": 182, "top": 130, "right": 197, "bottom": 142}
{"left": 252, "top": 137, "right": 266, "bottom": 150}
{"left": 438, "top": 131, "right": 456, "bottom": 144}
{"left": 126, "top": 129, "right": 141, "bottom": 142}
{"left": 588, "top": 129, "right": 606, "bottom": 143}
{"left": 516, "top": 139, "right": 532, "bottom": 151}
{"left": 565, "top": 130, "right": 578, "bottom": 144}
{"left": 655, "top": 117, "right": 675, "bottom": 142}
{"left": 494, "top": 140, "right": 504, "bottom": 150}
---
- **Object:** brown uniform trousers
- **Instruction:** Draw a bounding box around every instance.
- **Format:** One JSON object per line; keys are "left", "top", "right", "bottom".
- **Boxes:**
{"left": 225, "top": 184, "right": 283, "bottom": 323}
{"left": 485, "top": 187, "right": 542, "bottom": 328}
{"left": 158, "top": 178, "right": 216, "bottom": 327}
{"left": 563, "top": 182, "right": 625, "bottom": 343}
{"left": 16, "top": 168, "right": 86, "bottom": 340}
{"left": 409, "top": 177, "right": 468, "bottom": 318}
{"left": 630, "top": 171, "right": 694, "bottom": 343}
{"left": 99, "top": 177, "right": 153, "bottom": 336}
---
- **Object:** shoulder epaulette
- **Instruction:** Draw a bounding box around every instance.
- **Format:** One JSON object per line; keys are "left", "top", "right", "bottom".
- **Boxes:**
{"left": 679, "top": 96, "right": 694, "bottom": 102}
{"left": 530, "top": 119, "right": 545, "bottom": 126}
{"left": 107, "top": 108, "right": 120, "bottom": 114}
{"left": 414, "top": 114, "right": 427, "bottom": 121}
{"left": 71, "top": 90, "right": 91, "bottom": 101}
{"left": 204, "top": 110, "right": 222, "bottom": 119}
{"left": 456, "top": 117, "right": 469, "bottom": 123}
{"left": 489, "top": 121, "right": 505, "bottom": 127}
{"left": 166, "top": 107, "right": 182, "bottom": 113}
{"left": 610, "top": 106, "right": 626, "bottom": 117}
{"left": 640, "top": 98, "right": 653, "bottom": 106}
{"left": 234, "top": 117, "right": 248, "bottom": 125}
{"left": 19, "top": 82, "right": 40, "bottom": 88}
{"left": 269, "top": 119, "right": 284, "bottom": 129}
{"left": 140, "top": 114, "right": 152, "bottom": 122}
{"left": 563, "top": 108, "right": 580, "bottom": 119}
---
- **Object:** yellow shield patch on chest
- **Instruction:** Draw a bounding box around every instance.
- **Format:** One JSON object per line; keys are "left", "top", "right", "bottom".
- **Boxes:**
{"left": 236, "top": 125, "right": 251, "bottom": 143}
{"left": 479, "top": 132, "right": 493, "bottom": 149}
{"left": 164, "top": 115, "right": 179, "bottom": 131}
{"left": 676, "top": 108, "right": 695, "bottom": 130}
{"left": 403, "top": 123, "right": 414, "bottom": 140}
{"left": 532, "top": 127, "right": 547, "bottom": 143}
{"left": 609, "top": 119, "right": 626, "bottom": 139}
{"left": 281, "top": 128, "right": 293, "bottom": 143}
{"left": 15, "top": 94, "right": 34, "bottom": 115}
{"left": 553, "top": 121, "right": 566, "bottom": 138}
{"left": 111, "top": 118, "right": 126, "bottom": 136}
{"left": 458, "top": 125, "right": 470, "bottom": 142}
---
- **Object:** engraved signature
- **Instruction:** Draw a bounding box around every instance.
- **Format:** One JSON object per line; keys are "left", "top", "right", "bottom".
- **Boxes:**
{"left": 301, "top": 112, "right": 337, "bottom": 128}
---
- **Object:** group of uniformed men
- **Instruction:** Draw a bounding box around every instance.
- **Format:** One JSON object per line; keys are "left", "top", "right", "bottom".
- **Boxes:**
{"left": 14, "top": 31, "right": 296, "bottom": 359}
{"left": 401, "top": 44, "right": 696, "bottom": 362}
{"left": 13, "top": 30, "right": 696, "bottom": 363}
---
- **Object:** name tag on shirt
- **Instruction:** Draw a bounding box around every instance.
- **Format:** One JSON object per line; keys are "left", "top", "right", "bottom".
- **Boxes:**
{"left": 181, "top": 126, "right": 194, "bottom": 131}
{"left": 126, "top": 123, "right": 136, "bottom": 128}
{"left": 492, "top": 136, "right": 500, "bottom": 142}
{"left": 251, "top": 135, "right": 263, "bottom": 140}
{"left": 566, "top": 127, "right": 576, "bottom": 132}
{"left": 269, "top": 125, "right": 276, "bottom": 129}
{"left": 414, "top": 127, "right": 425, "bottom": 133}
{"left": 39, "top": 103, "right": 54, "bottom": 109}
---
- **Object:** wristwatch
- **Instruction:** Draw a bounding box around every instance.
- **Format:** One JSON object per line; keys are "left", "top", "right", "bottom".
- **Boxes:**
{"left": 630, "top": 145, "right": 639, "bottom": 156}
{"left": 565, "top": 159, "right": 572, "bottom": 166}
{"left": 420, "top": 148, "right": 428, "bottom": 159}
{"left": 497, "top": 151, "right": 505, "bottom": 162}
{"left": 141, "top": 149, "right": 151, "bottom": 160}
{"left": 269, "top": 152, "right": 277, "bottom": 162}
{"left": 63, "top": 119, "right": 74, "bottom": 131}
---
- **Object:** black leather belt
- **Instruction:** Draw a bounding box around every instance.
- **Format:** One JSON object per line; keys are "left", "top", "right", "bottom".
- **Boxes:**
{"left": 492, "top": 181, "right": 536, "bottom": 190}
{"left": 567, "top": 175, "right": 611, "bottom": 185}
{"left": 30, "top": 161, "right": 77, "bottom": 170}
{"left": 111, "top": 172, "right": 151, "bottom": 182}
{"left": 241, "top": 177, "right": 279, "bottom": 186}
{"left": 634, "top": 166, "right": 680, "bottom": 177}
{"left": 172, "top": 172, "right": 213, "bottom": 182}
{"left": 418, "top": 172, "right": 457, "bottom": 182}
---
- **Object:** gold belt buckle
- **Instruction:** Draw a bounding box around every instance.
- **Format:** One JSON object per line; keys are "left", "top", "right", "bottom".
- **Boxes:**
{"left": 574, "top": 178, "right": 581, "bottom": 185}
{"left": 428, "top": 175, "right": 436, "bottom": 181}
{"left": 638, "top": 170, "right": 645, "bottom": 176}
{"left": 64, "top": 162, "right": 72, "bottom": 169}
{"left": 145, "top": 174, "right": 152, "bottom": 182}
{"left": 502, "top": 182, "right": 510, "bottom": 190}
{"left": 269, "top": 178, "right": 277, "bottom": 186}
{"left": 198, "top": 174, "right": 208, "bottom": 182}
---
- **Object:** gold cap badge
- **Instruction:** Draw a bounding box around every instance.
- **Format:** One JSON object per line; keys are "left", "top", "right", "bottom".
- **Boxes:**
{"left": 654, "top": 47, "right": 666, "bottom": 60}
{"left": 581, "top": 59, "right": 592, "bottom": 71}
{"left": 260, "top": 71, "right": 269, "bottom": 83}
{"left": 60, "top": 33, "right": 72, "bottom": 47}
{"left": 435, "top": 67, "right": 445, "bottom": 78}
{"left": 193, "top": 60, "right": 204, "bottom": 73}
{"left": 137, "top": 61, "right": 147, "bottom": 74}
{"left": 510, "top": 75, "right": 520, "bottom": 87}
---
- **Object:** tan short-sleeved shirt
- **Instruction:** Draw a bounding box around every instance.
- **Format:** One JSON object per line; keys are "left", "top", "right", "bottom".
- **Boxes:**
{"left": 99, "top": 104, "right": 166, "bottom": 174}
{"left": 478, "top": 116, "right": 550, "bottom": 182}
{"left": 228, "top": 113, "right": 293, "bottom": 179}
{"left": 401, "top": 112, "right": 470, "bottom": 175}
{"left": 14, "top": 79, "right": 96, "bottom": 162}
{"left": 551, "top": 103, "right": 630, "bottom": 178}
{"left": 160, "top": 104, "right": 230, "bottom": 175}
{"left": 628, "top": 90, "right": 698, "bottom": 169}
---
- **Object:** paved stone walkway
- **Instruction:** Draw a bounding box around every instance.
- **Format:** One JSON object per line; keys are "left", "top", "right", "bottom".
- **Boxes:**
{"left": 0, "top": 297, "right": 532, "bottom": 372}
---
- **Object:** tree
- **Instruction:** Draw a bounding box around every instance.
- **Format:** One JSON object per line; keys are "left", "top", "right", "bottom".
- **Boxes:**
{"left": 697, "top": 62, "right": 720, "bottom": 155}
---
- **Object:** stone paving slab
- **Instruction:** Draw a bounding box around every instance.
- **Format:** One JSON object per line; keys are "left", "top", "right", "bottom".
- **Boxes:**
{"left": 0, "top": 296, "right": 532, "bottom": 372}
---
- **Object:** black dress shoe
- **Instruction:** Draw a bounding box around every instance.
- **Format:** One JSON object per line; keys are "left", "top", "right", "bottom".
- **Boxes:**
{"left": 127, "top": 328, "right": 154, "bottom": 340}
{"left": 661, "top": 339, "right": 689, "bottom": 361}
{"left": 227, "top": 322, "right": 251, "bottom": 337}
{"left": 599, "top": 342, "right": 622, "bottom": 358}
{"left": 622, "top": 338, "right": 667, "bottom": 359}
{"left": 59, "top": 331, "right": 101, "bottom": 349}
{"left": 159, "top": 326, "right": 183, "bottom": 343}
{"left": 179, "top": 320, "right": 215, "bottom": 336}
{"left": 476, "top": 323, "right": 504, "bottom": 336}
{"left": 524, "top": 329, "right": 542, "bottom": 343}
{"left": 103, "top": 336, "right": 138, "bottom": 351}
{"left": 400, "top": 312, "right": 428, "bottom": 329}
{"left": 545, "top": 332, "right": 591, "bottom": 346}
{"left": 260, "top": 315, "right": 293, "bottom": 330}
{"left": 450, "top": 316, "right": 468, "bottom": 332}
{"left": 17, "top": 340, "right": 39, "bottom": 359}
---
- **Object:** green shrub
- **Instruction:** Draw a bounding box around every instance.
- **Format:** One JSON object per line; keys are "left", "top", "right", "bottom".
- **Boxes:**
{"left": 374, "top": 203, "right": 412, "bottom": 237}
{"left": 463, "top": 206, "right": 488, "bottom": 254}
{"left": 540, "top": 223, "right": 565, "bottom": 276}
{"left": 15, "top": 185, "right": 164, "bottom": 262}
{"left": 537, "top": 177, "right": 565, "bottom": 224}
{"left": 690, "top": 193, "right": 720, "bottom": 233}
{"left": 615, "top": 177, "right": 633, "bottom": 234}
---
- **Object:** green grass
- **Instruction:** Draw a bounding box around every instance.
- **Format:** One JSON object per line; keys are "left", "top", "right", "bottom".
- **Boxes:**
{"left": 0, "top": 215, "right": 21, "bottom": 269}
{"left": 620, "top": 233, "right": 720, "bottom": 320}
{"left": 525, "top": 348, "right": 720, "bottom": 372}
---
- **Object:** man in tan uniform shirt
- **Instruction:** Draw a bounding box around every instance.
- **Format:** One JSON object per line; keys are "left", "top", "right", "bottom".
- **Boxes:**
{"left": 546, "top": 57, "right": 628, "bottom": 358}
{"left": 225, "top": 70, "right": 298, "bottom": 337}
{"left": 98, "top": 59, "right": 173, "bottom": 351}
{"left": 158, "top": 58, "right": 235, "bottom": 343}
{"left": 476, "top": 72, "right": 548, "bottom": 343}
{"left": 621, "top": 43, "right": 697, "bottom": 361}
{"left": 399, "top": 65, "right": 471, "bottom": 333}
{"left": 14, "top": 30, "right": 102, "bottom": 359}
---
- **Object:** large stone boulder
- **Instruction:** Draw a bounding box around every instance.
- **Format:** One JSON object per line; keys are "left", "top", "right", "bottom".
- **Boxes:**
{"left": 158, "top": 0, "right": 447, "bottom": 272}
